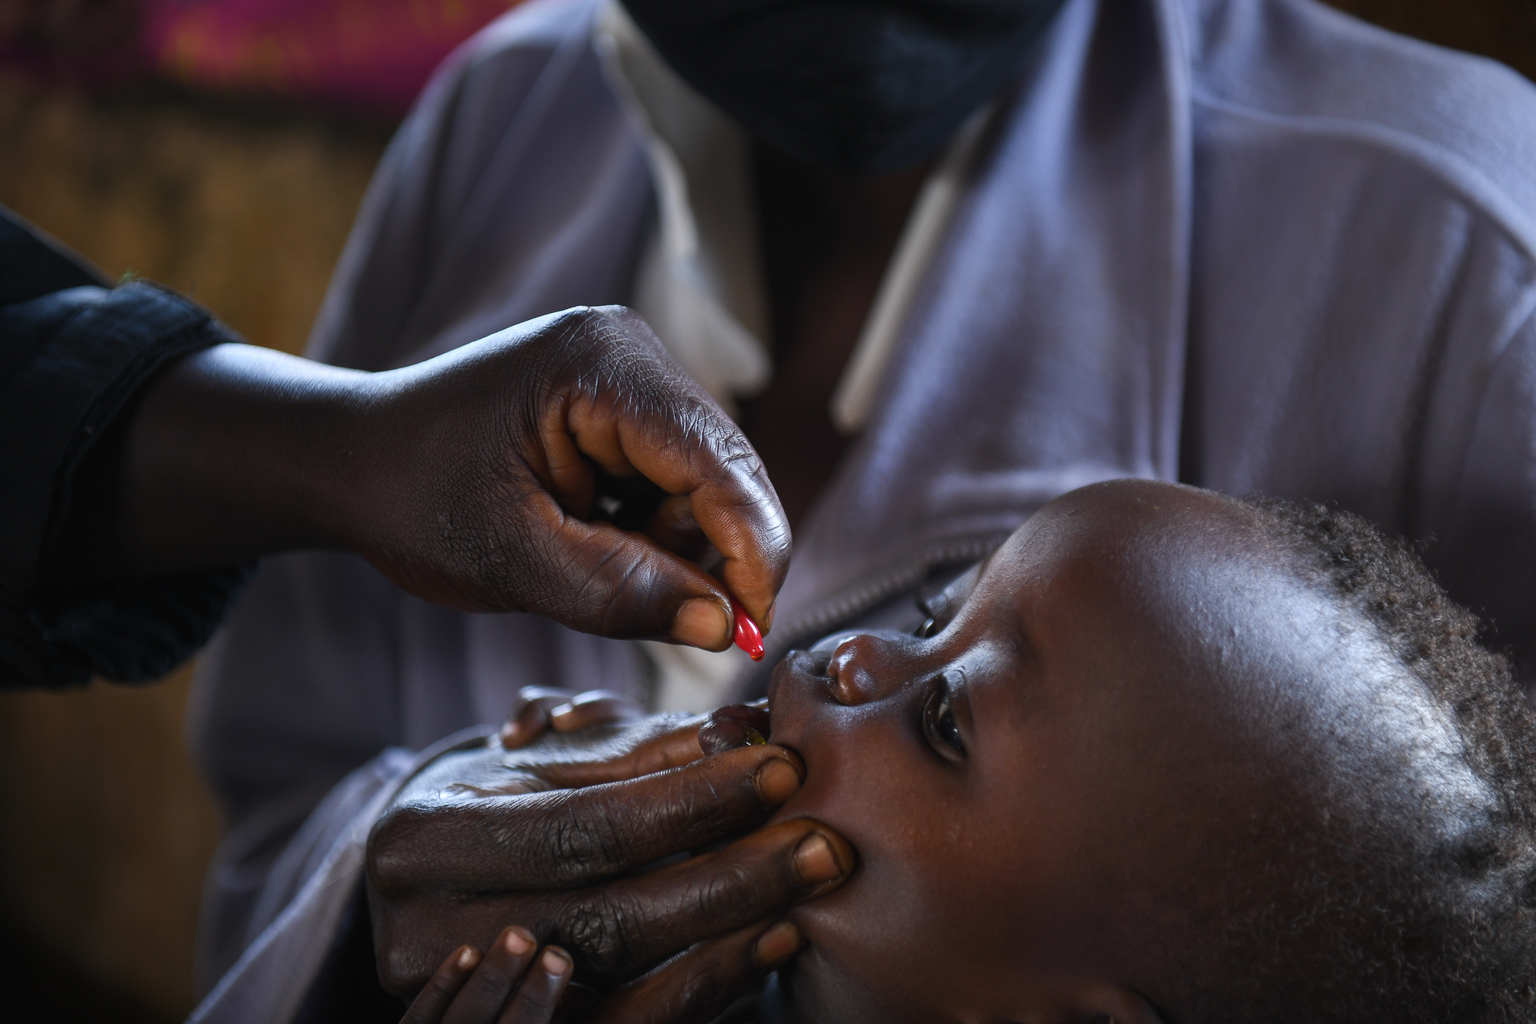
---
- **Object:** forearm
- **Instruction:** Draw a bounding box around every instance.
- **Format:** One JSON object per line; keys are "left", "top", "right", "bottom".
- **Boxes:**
{"left": 3, "top": 277, "right": 265, "bottom": 686}
{"left": 117, "top": 343, "right": 379, "bottom": 577}
{"left": 40, "top": 305, "right": 786, "bottom": 648}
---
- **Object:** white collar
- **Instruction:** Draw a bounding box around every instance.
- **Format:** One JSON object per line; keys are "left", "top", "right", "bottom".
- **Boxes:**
{"left": 593, "top": 0, "right": 992, "bottom": 431}
{"left": 594, "top": 1, "right": 770, "bottom": 414}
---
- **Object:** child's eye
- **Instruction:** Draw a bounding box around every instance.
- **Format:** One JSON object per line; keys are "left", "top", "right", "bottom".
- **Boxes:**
{"left": 923, "top": 678, "right": 966, "bottom": 761}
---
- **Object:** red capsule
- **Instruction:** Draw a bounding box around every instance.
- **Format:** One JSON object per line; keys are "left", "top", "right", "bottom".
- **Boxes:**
{"left": 730, "top": 598, "right": 765, "bottom": 661}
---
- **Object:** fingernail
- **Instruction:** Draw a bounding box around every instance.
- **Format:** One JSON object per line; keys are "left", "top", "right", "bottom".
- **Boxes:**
{"left": 764, "top": 600, "right": 777, "bottom": 634}
{"left": 540, "top": 948, "right": 571, "bottom": 977}
{"left": 754, "top": 756, "right": 802, "bottom": 804}
{"left": 503, "top": 928, "right": 534, "bottom": 956}
{"left": 793, "top": 833, "right": 842, "bottom": 884}
{"left": 752, "top": 921, "right": 804, "bottom": 970}
{"left": 498, "top": 721, "right": 522, "bottom": 747}
{"left": 672, "top": 598, "right": 731, "bottom": 649}
{"left": 456, "top": 946, "right": 479, "bottom": 971}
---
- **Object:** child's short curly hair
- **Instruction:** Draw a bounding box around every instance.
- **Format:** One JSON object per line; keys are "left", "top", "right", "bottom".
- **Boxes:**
{"left": 1197, "top": 498, "right": 1536, "bottom": 1024}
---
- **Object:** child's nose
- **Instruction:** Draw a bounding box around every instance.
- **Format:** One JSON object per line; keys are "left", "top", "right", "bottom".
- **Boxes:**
{"left": 827, "top": 634, "right": 896, "bottom": 705}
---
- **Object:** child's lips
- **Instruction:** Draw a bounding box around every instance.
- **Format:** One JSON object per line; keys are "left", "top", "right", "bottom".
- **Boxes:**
{"left": 765, "top": 649, "right": 819, "bottom": 711}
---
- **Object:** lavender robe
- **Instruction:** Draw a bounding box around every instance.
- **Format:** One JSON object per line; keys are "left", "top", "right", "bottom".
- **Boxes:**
{"left": 188, "top": 0, "right": 1536, "bottom": 1018}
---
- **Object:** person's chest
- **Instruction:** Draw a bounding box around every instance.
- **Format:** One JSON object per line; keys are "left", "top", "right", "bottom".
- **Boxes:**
{"left": 735, "top": 148, "right": 929, "bottom": 532}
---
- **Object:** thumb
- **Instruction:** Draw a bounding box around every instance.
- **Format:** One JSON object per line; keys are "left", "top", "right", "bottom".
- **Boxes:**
{"left": 543, "top": 306, "right": 792, "bottom": 637}
{"left": 515, "top": 490, "right": 737, "bottom": 648}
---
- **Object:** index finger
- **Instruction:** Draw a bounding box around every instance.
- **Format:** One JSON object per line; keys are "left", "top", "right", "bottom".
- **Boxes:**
{"left": 502, "top": 714, "right": 708, "bottom": 791}
{"left": 369, "top": 744, "right": 806, "bottom": 894}
{"left": 561, "top": 307, "right": 791, "bottom": 630}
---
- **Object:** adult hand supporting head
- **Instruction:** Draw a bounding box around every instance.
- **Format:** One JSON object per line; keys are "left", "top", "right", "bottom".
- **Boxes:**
{"left": 96, "top": 305, "right": 788, "bottom": 649}
{"left": 366, "top": 710, "right": 854, "bottom": 1014}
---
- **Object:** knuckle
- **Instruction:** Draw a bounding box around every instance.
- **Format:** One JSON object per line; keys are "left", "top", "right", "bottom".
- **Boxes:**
{"left": 672, "top": 766, "right": 754, "bottom": 839}
{"left": 546, "top": 798, "right": 633, "bottom": 881}
{"left": 365, "top": 807, "right": 418, "bottom": 894}
{"left": 374, "top": 927, "right": 429, "bottom": 996}
{"left": 366, "top": 881, "right": 435, "bottom": 995}
{"left": 560, "top": 890, "right": 640, "bottom": 974}
{"left": 695, "top": 858, "right": 767, "bottom": 923}
{"left": 554, "top": 305, "right": 626, "bottom": 361}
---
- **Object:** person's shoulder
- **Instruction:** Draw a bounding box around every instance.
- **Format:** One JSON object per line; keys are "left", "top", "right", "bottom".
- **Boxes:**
{"left": 418, "top": 0, "right": 598, "bottom": 105}
{"left": 388, "top": 0, "right": 615, "bottom": 172}
{"left": 1183, "top": 0, "right": 1536, "bottom": 251}
{"left": 456, "top": 0, "right": 596, "bottom": 68}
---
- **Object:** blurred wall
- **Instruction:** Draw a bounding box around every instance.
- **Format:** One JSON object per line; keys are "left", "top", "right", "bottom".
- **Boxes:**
{"left": 0, "top": 77, "right": 386, "bottom": 354}
{"left": 0, "top": 1, "right": 1533, "bottom": 1021}
{"left": 0, "top": 72, "right": 389, "bottom": 1021}
{"left": 1329, "top": 0, "right": 1536, "bottom": 81}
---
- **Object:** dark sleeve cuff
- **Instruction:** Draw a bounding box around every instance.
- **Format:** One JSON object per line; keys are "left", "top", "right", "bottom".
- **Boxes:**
{"left": 0, "top": 281, "right": 255, "bottom": 688}
{"left": 0, "top": 204, "right": 109, "bottom": 306}
{"left": 4, "top": 566, "right": 256, "bottom": 688}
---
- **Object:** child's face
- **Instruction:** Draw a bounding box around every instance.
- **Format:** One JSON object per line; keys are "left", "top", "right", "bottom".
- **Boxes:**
{"left": 765, "top": 480, "right": 1467, "bottom": 1024}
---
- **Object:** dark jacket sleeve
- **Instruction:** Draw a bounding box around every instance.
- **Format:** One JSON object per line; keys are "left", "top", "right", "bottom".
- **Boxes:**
{"left": 0, "top": 206, "right": 253, "bottom": 689}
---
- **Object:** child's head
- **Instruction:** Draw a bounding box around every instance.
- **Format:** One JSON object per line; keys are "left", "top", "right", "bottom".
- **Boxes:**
{"left": 766, "top": 478, "right": 1536, "bottom": 1024}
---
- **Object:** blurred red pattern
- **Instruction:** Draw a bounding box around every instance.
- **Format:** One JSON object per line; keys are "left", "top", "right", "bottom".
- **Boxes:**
{"left": 0, "top": 0, "right": 526, "bottom": 114}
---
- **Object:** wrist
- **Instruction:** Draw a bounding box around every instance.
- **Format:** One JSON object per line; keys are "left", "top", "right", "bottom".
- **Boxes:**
{"left": 312, "top": 365, "right": 423, "bottom": 574}
{"left": 118, "top": 343, "right": 378, "bottom": 574}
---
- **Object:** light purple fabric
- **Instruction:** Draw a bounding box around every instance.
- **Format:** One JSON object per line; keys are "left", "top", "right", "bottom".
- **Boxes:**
{"left": 188, "top": 0, "right": 1536, "bottom": 1018}
{"left": 189, "top": 729, "right": 493, "bottom": 1024}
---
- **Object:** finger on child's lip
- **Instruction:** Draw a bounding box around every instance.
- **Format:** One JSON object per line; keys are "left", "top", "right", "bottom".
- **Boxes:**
{"left": 753, "top": 748, "right": 805, "bottom": 805}
{"left": 700, "top": 702, "right": 774, "bottom": 754}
